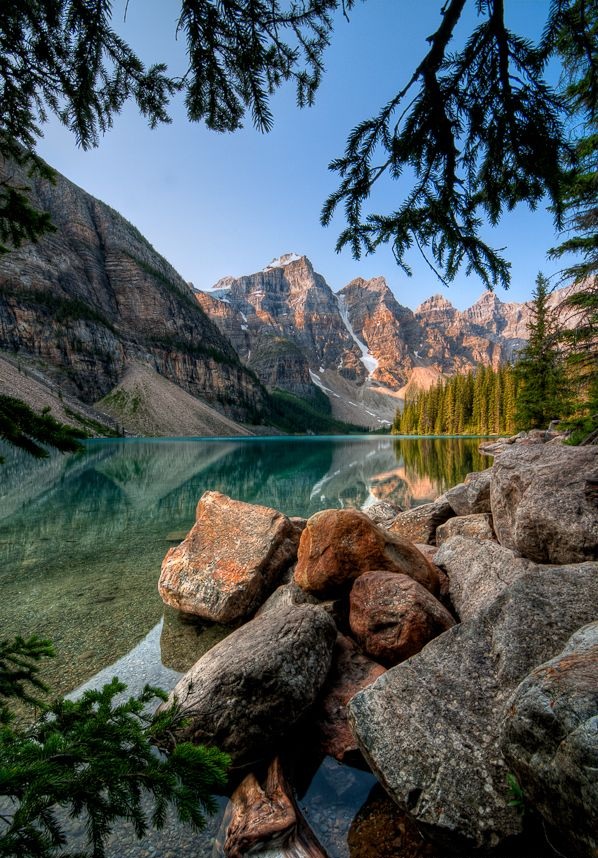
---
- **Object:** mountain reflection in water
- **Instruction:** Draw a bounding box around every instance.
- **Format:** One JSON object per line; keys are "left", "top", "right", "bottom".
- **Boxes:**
{"left": 0, "top": 436, "right": 489, "bottom": 698}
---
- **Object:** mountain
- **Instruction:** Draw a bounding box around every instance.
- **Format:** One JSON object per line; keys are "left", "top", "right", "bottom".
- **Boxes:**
{"left": 0, "top": 156, "right": 268, "bottom": 433}
{"left": 196, "top": 254, "right": 407, "bottom": 427}
{"left": 0, "top": 151, "right": 577, "bottom": 435}
{"left": 197, "top": 256, "right": 575, "bottom": 427}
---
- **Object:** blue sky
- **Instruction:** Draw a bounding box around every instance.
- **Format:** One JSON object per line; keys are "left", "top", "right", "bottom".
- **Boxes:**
{"left": 36, "top": 0, "right": 562, "bottom": 310}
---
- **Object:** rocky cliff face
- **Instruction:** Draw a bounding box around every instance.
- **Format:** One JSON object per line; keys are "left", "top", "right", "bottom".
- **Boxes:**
{"left": 198, "top": 258, "right": 574, "bottom": 426}
{"left": 342, "top": 280, "right": 555, "bottom": 384}
{"left": 196, "top": 254, "right": 370, "bottom": 397}
{"left": 0, "top": 156, "right": 267, "bottom": 422}
{"left": 338, "top": 277, "right": 420, "bottom": 389}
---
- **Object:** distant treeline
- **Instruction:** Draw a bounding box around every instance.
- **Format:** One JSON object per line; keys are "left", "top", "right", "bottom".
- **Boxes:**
{"left": 393, "top": 365, "right": 520, "bottom": 436}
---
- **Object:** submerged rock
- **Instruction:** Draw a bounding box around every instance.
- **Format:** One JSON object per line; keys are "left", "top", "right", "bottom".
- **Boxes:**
{"left": 158, "top": 491, "right": 299, "bottom": 623}
{"left": 501, "top": 621, "right": 598, "bottom": 858}
{"left": 490, "top": 444, "right": 598, "bottom": 563}
{"left": 159, "top": 600, "right": 336, "bottom": 767}
{"left": 349, "top": 565, "right": 598, "bottom": 851}
{"left": 294, "top": 509, "right": 439, "bottom": 597}
{"left": 348, "top": 785, "right": 440, "bottom": 858}
{"left": 349, "top": 571, "right": 455, "bottom": 666}
{"left": 159, "top": 606, "right": 231, "bottom": 673}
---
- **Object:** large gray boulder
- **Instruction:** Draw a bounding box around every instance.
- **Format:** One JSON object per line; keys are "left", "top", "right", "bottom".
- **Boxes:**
{"left": 434, "top": 535, "right": 538, "bottom": 621}
{"left": 348, "top": 564, "right": 598, "bottom": 852}
{"left": 501, "top": 622, "right": 598, "bottom": 858}
{"left": 158, "top": 492, "right": 300, "bottom": 623}
{"left": 159, "top": 601, "right": 336, "bottom": 767}
{"left": 362, "top": 500, "right": 403, "bottom": 529}
{"left": 445, "top": 468, "right": 492, "bottom": 516}
{"left": 490, "top": 444, "right": 598, "bottom": 563}
{"left": 435, "top": 512, "right": 495, "bottom": 547}
{"left": 388, "top": 497, "right": 454, "bottom": 545}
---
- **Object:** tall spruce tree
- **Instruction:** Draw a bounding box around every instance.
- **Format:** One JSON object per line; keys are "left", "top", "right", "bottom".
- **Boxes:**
{"left": 548, "top": 0, "right": 597, "bottom": 442}
{"left": 514, "top": 273, "right": 568, "bottom": 429}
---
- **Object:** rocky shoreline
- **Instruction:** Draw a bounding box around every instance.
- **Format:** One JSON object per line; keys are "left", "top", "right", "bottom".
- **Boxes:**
{"left": 157, "top": 431, "right": 598, "bottom": 858}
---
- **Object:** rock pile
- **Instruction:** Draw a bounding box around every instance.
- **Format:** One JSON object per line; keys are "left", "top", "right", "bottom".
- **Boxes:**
{"left": 157, "top": 438, "right": 598, "bottom": 858}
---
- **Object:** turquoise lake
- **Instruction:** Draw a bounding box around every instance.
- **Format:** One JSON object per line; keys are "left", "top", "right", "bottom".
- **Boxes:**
{"left": 0, "top": 435, "right": 490, "bottom": 857}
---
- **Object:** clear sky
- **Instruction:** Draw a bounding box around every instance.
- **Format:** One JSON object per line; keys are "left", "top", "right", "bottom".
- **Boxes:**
{"left": 36, "top": 0, "right": 563, "bottom": 311}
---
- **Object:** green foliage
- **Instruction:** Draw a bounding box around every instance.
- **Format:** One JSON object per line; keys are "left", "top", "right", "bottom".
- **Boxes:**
{"left": 322, "top": 1, "right": 578, "bottom": 289}
{"left": 98, "top": 389, "right": 142, "bottom": 418}
{"left": 513, "top": 273, "right": 569, "bottom": 430}
{"left": 392, "top": 365, "right": 519, "bottom": 437}
{"left": 0, "top": 0, "right": 338, "bottom": 252}
{"left": 0, "top": 638, "right": 229, "bottom": 858}
{"left": 548, "top": 0, "right": 598, "bottom": 442}
{"left": 506, "top": 772, "right": 525, "bottom": 815}
{"left": 267, "top": 388, "right": 367, "bottom": 434}
{"left": 0, "top": 396, "right": 86, "bottom": 462}
{"left": 1, "top": 1, "right": 593, "bottom": 290}
{"left": 0, "top": 637, "right": 55, "bottom": 723}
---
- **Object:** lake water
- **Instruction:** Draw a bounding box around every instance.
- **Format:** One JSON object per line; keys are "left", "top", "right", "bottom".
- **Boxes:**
{"left": 0, "top": 435, "right": 489, "bottom": 857}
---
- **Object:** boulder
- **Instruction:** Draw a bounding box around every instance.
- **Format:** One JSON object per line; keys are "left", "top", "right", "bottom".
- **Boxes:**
{"left": 413, "top": 544, "right": 450, "bottom": 606}
{"left": 363, "top": 500, "right": 403, "bottom": 529}
{"left": 159, "top": 600, "right": 336, "bottom": 767}
{"left": 479, "top": 429, "right": 561, "bottom": 456}
{"left": 294, "top": 509, "right": 439, "bottom": 597}
{"left": 349, "top": 565, "right": 598, "bottom": 851}
{"left": 349, "top": 571, "right": 456, "bottom": 666}
{"left": 256, "top": 580, "right": 344, "bottom": 626}
{"left": 501, "top": 622, "right": 598, "bottom": 858}
{"left": 315, "top": 634, "right": 386, "bottom": 764}
{"left": 490, "top": 444, "right": 598, "bottom": 563}
{"left": 220, "top": 757, "right": 327, "bottom": 858}
{"left": 434, "top": 536, "right": 537, "bottom": 621}
{"left": 444, "top": 468, "right": 492, "bottom": 516}
{"left": 158, "top": 492, "right": 299, "bottom": 623}
{"left": 435, "top": 513, "right": 495, "bottom": 547}
{"left": 388, "top": 497, "right": 454, "bottom": 545}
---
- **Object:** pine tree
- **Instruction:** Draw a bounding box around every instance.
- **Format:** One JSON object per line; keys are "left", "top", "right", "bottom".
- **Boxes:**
{"left": 0, "top": 637, "right": 229, "bottom": 858}
{"left": 514, "top": 274, "right": 569, "bottom": 429}
{"left": 547, "top": 0, "right": 598, "bottom": 442}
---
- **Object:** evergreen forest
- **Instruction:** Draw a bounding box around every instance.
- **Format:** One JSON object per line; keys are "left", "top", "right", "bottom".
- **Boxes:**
{"left": 393, "top": 365, "right": 520, "bottom": 437}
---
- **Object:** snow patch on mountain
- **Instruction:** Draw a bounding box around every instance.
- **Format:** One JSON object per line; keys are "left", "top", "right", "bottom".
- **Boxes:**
{"left": 264, "top": 252, "right": 302, "bottom": 270}
{"left": 337, "top": 294, "right": 379, "bottom": 376}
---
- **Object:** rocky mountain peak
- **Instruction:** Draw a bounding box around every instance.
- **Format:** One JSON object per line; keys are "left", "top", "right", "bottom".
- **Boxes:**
{"left": 415, "top": 294, "right": 456, "bottom": 314}
{"left": 263, "top": 252, "right": 306, "bottom": 271}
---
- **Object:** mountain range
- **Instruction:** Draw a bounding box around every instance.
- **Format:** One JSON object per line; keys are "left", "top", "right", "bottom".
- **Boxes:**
{"left": 0, "top": 159, "right": 575, "bottom": 435}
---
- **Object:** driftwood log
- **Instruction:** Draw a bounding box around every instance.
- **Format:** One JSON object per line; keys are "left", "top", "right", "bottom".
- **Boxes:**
{"left": 218, "top": 757, "right": 328, "bottom": 858}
